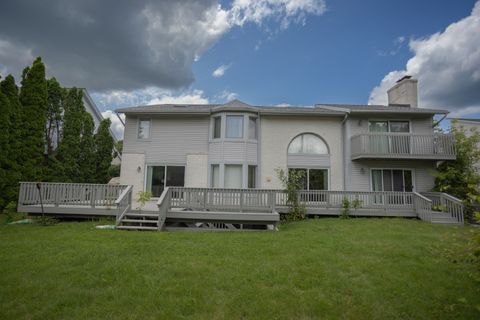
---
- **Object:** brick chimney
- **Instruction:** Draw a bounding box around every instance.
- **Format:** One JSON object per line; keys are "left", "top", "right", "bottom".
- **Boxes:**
{"left": 387, "top": 75, "right": 418, "bottom": 108}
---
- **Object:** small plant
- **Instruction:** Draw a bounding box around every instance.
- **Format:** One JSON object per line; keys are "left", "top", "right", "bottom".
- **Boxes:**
{"left": 340, "top": 198, "right": 363, "bottom": 219}
{"left": 341, "top": 197, "right": 351, "bottom": 219}
{"left": 276, "top": 168, "right": 306, "bottom": 221}
{"left": 137, "top": 191, "right": 152, "bottom": 212}
{"left": 34, "top": 215, "right": 58, "bottom": 226}
{"left": 3, "top": 202, "right": 26, "bottom": 223}
{"left": 432, "top": 204, "right": 447, "bottom": 212}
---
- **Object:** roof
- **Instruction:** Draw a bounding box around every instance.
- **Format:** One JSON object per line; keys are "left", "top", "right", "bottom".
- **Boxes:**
{"left": 82, "top": 89, "right": 119, "bottom": 142}
{"left": 115, "top": 99, "right": 449, "bottom": 117}
{"left": 449, "top": 118, "right": 480, "bottom": 123}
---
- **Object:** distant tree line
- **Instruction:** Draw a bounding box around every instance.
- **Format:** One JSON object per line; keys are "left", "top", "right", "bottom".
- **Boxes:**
{"left": 0, "top": 57, "right": 115, "bottom": 210}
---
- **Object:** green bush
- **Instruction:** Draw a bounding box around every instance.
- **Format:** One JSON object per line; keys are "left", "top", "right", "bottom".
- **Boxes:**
{"left": 34, "top": 215, "right": 58, "bottom": 226}
{"left": 2, "top": 201, "right": 26, "bottom": 223}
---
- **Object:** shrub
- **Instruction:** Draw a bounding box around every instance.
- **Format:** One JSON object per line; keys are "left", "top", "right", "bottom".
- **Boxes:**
{"left": 3, "top": 201, "right": 26, "bottom": 223}
{"left": 275, "top": 168, "right": 306, "bottom": 221}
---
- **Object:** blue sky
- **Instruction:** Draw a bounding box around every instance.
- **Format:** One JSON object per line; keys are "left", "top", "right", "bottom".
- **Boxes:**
{"left": 1, "top": 0, "right": 479, "bottom": 137}
{"left": 193, "top": 0, "right": 477, "bottom": 106}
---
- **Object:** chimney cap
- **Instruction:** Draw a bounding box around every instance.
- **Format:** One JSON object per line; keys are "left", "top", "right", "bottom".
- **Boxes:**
{"left": 396, "top": 75, "right": 412, "bottom": 83}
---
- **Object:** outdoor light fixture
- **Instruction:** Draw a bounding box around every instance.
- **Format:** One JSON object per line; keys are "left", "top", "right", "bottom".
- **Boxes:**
{"left": 360, "top": 167, "right": 366, "bottom": 174}
{"left": 137, "top": 166, "right": 141, "bottom": 173}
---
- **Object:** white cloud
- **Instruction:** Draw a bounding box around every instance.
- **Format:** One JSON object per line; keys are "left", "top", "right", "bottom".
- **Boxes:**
{"left": 101, "top": 110, "right": 125, "bottom": 140}
{"left": 214, "top": 90, "right": 239, "bottom": 102}
{"left": 212, "top": 64, "right": 230, "bottom": 77}
{"left": 0, "top": 39, "right": 34, "bottom": 77}
{"left": 369, "top": 1, "right": 480, "bottom": 117}
{"left": 147, "top": 90, "right": 209, "bottom": 105}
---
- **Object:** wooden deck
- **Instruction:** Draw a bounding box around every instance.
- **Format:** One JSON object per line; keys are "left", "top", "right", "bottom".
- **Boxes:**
{"left": 17, "top": 182, "right": 465, "bottom": 231}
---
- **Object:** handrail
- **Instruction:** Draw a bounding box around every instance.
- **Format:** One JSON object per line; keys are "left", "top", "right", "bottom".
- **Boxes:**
{"left": 156, "top": 187, "right": 171, "bottom": 230}
{"left": 115, "top": 185, "right": 133, "bottom": 224}
{"left": 413, "top": 192, "right": 433, "bottom": 222}
{"left": 115, "top": 185, "right": 133, "bottom": 206}
{"left": 421, "top": 192, "right": 464, "bottom": 224}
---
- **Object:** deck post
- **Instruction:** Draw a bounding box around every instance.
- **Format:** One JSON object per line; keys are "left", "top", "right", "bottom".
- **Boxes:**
{"left": 54, "top": 184, "right": 60, "bottom": 207}
{"left": 90, "top": 187, "right": 96, "bottom": 208}
{"left": 240, "top": 190, "right": 244, "bottom": 212}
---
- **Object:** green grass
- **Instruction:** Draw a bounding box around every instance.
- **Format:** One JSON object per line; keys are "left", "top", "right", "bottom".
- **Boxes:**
{"left": 0, "top": 218, "right": 479, "bottom": 319}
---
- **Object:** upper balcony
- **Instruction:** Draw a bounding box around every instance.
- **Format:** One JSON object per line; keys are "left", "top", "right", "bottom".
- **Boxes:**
{"left": 351, "top": 133, "right": 456, "bottom": 160}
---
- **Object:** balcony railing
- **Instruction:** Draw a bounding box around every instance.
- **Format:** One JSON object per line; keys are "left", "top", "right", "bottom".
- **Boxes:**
{"left": 351, "top": 133, "right": 456, "bottom": 160}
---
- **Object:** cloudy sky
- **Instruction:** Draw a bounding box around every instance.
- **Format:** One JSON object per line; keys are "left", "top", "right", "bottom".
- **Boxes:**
{"left": 1, "top": 0, "right": 479, "bottom": 138}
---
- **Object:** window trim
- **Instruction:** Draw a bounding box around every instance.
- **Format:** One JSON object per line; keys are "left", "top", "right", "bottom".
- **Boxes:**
{"left": 137, "top": 118, "right": 152, "bottom": 140}
{"left": 248, "top": 116, "right": 258, "bottom": 140}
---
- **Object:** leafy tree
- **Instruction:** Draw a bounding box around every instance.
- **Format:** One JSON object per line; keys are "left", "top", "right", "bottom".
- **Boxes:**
{"left": 45, "top": 78, "right": 64, "bottom": 156}
{"left": 433, "top": 120, "right": 480, "bottom": 221}
{"left": 0, "top": 80, "right": 11, "bottom": 209}
{"left": 19, "top": 57, "right": 48, "bottom": 181}
{"left": 0, "top": 75, "right": 23, "bottom": 205}
{"left": 55, "top": 88, "right": 84, "bottom": 182}
{"left": 78, "top": 113, "right": 96, "bottom": 182}
{"left": 94, "top": 119, "right": 114, "bottom": 183}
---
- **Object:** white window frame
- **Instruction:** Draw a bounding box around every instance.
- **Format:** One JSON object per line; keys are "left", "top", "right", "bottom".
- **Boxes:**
{"left": 225, "top": 115, "right": 244, "bottom": 139}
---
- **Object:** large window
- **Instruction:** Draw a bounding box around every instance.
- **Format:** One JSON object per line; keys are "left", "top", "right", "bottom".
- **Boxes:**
{"left": 224, "top": 165, "right": 243, "bottom": 188}
{"left": 368, "top": 120, "right": 410, "bottom": 133}
{"left": 368, "top": 121, "right": 411, "bottom": 154}
{"left": 138, "top": 119, "right": 151, "bottom": 139}
{"left": 371, "top": 169, "right": 413, "bottom": 192}
{"left": 146, "top": 165, "right": 185, "bottom": 197}
{"left": 213, "top": 117, "right": 221, "bottom": 139}
{"left": 248, "top": 117, "right": 257, "bottom": 139}
{"left": 288, "top": 134, "right": 328, "bottom": 154}
{"left": 226, "top": 115, "right": 244, "bottom": 138}
{"left": 289, "top": 168, "right": 328, "bottom": 190}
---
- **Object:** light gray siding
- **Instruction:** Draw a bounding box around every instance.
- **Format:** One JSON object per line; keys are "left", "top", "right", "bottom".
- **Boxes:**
{"left": 287, "top": 154, "right": 330, "bottom": 167}
{"left": 123, "top": 115, "right": 209, "bottom": 164}
{"left": 208, "top": 141, "right": 257, "bottom": 164}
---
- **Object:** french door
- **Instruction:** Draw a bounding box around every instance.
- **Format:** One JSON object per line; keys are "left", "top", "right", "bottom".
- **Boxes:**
{"left": 371, "top": 169, "right": 413, "bottom": 204}
{"left": 369, "top": 121, "right": 410, "bottom": 154}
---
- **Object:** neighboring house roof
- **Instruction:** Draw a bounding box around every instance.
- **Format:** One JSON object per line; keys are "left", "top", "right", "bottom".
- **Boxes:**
{"left": 116, "top": 99, "right": 449, "bottom": 117}
{"left": 82, "top": 89, "right": 119, "bottom": 143}
{"left": 449, "top": 118, "right": 480, "bottom": 123}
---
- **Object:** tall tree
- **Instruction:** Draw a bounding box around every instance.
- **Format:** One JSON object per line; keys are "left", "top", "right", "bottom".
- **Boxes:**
{"left": 19, "top": 57, "right": 48, "bottom": 181}
{"left": 55, "top": 88, "right": 84, "bottom": 182}
{"left": 78, "top": 113, "right": 96, "bottom": 183}
{"left": 94, "top": 119, "right": 114, "bottom": 183}
{"left": 0, "top": 75, "right": 23, "bottom": 206}
{"left": 0, "top": 77, "right": 11, "bottom": 209}
{"left": 434, "top": 120, "right": 480, "bottom": 221}
{"left": 45, "top": 78, "right": 64, "bottom": 156}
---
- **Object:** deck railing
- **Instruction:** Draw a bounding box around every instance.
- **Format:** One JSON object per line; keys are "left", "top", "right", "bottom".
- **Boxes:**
{"left": 156, "top": 187, "right": 171, "bottom": 230}
{"left": 166, "top": 187, "right": 423, "bottom": 213}
{"left": 351, "top": 133, "right": 456, "bottom": 160}
{"left": 413, "top": 192, "right": 433, "bottom": 221}
{"left": 18, "top": 182, "right": 131, "bottom": 216}
{"left": 115, "top": 185, "right": 133, "bottom": 223}
{"left": 421, "top": 192, "right": 464, "bottom": 224}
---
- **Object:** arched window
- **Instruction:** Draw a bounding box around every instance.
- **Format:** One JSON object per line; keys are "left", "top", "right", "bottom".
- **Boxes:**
{"left": 288, "top": 133, "right": 328, "bottom": 154}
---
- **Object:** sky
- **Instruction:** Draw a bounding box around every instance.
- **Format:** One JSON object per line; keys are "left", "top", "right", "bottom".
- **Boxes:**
{"left": 0, "top": 0, "right": 479, "bottom": 139}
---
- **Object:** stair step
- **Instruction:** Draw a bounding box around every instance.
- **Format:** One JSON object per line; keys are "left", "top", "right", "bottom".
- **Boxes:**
{"left": 117, "top": 225, "right": 158, "bottom": 231}
{"left": 121, "top": 219, "right": 158, "bottom": 224}
{"left": 124, "top": 212, "right": 159, "bottom": 218}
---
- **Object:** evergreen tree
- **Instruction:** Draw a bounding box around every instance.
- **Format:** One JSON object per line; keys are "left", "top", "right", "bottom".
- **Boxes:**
{"left": 78, "top": 113, "right": 96, "bottom": 182}
{"left": 45, "top": 78, "right": 64, "bottom": 156}
{"left": 94, "top": 119, "right": 114, "bottom": 183}
{"left": 0, "top": 75, "right": 23, "bottom": 206}
{"left": 56, "top": 88, "right": 84, "bottom": 182}
{"left": 0, "top": 78, "right": 11, "bottom": 209}
{"left": 19, "top": 57, "right": 48, "bottom": 181}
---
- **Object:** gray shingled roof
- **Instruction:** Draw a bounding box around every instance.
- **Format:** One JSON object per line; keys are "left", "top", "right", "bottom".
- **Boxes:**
{"left": 115, "top": 99, "right": 449, "bottom": 116}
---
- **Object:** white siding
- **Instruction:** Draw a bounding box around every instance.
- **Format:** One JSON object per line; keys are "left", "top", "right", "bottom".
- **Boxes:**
{"left": 119, "top": 153, "right": 145, "bottom": 208}
{"left": 185, "top": 154, "right": 208, "bottom": 187}
{"left": 208, "top": 141, "right": 257, "bottom": 164}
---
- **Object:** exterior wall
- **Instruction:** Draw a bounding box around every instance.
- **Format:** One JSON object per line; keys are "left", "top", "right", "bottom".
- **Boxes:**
{"left": 123, "top": 115, "right": 209, "bottom": 164}
{"left": 185, "top": 154, "right": 208, "bottom": 187}
{"left": 348, "top": 115, "right": 433, "bottom": 136}
{"left": 260, "top": 116, "right": 343, "bottom": 190}
{"left": 119, "top": 153, "right": 145, "bottom": 208}
{"left": 348, "top": 159, "right": 436, "bottom": 192}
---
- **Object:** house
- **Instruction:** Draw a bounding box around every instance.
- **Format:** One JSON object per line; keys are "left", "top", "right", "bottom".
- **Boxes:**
{"left": 17, "top": 77, "right": 464, "bottom": 230}
{"left": 116, "top": 76, "right": 454, "bottom": 202}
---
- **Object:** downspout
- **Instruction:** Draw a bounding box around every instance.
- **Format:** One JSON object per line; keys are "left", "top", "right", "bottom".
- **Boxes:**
{"left": 341, "top": 112, "right": 349, "bottom": 191}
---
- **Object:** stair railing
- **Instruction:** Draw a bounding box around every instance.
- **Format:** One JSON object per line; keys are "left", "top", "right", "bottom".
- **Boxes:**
{"left": 156, "top": 187, "right": 171, "bottom": 230}
{"left": 114, "top": 185, "right": 133, "bottom": 225}
{"left": 413, "top": 192, "right": 433, "bottom": 222}
{"left": 421, "top": 192, "right": 464, "bottom": 224}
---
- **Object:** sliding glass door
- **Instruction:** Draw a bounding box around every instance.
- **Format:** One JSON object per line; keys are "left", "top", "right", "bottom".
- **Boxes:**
{"left": 289, "top": 168, "right": 328, "bottom": 202}
{"left": 371, "top": 169, "right": 413, "bottom": 204}
{"left": 146, "top": 165, "right": 185, "bottom": 197}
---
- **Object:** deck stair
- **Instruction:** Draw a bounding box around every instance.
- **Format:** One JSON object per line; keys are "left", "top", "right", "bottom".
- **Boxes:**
{"left": 429, "top": 212, "right": 463, "bottom": 225}
{"left": 116, "top": 211, "right": 160, "bottom": 231}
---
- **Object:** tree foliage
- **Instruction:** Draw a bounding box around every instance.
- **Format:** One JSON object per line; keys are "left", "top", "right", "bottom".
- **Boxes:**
{"left": 434, "top": 120, "right": 480, "bottom": 221}
{"left": 94, "top": 119, "right": 114, "bottom": 183}
{"left": 276, "top": 168, "right": 306, "bottom": 221}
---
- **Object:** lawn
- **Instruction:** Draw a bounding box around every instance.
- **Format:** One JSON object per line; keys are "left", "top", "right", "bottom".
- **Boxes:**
{"left": 0, "top": 218, "right": 479, "bottom": 319}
